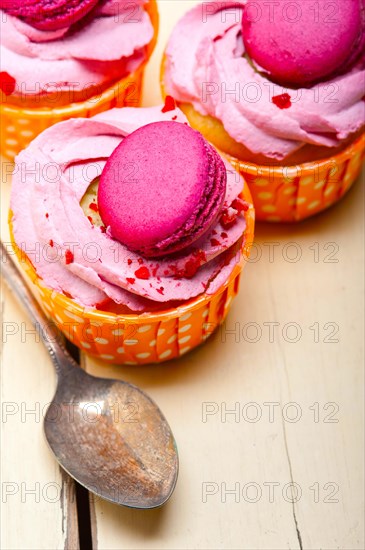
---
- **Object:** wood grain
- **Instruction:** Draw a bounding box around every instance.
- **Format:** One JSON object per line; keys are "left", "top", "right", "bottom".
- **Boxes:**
{"left": 1, "top": 171, "right": 80, "bottom": 550}
{"left": 84, "top": 168, "right": 364, "bottom": 550}
{"left": 85, "top": 2, "right": 364, "bottom": 547}
{"left": 1, "top": 1, "right": 364, "bottom": 548}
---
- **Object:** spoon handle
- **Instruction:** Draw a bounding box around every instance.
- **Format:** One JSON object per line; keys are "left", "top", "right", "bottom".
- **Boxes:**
{"left": 1, "top": 240, "right": 75, "bottom": 375}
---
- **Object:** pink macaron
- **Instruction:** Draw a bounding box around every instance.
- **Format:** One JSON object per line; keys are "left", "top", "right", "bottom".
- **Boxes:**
{"left": 242, "top": 0, "right": 364, "bottom": 86}
{"left": 0, "top": 0, "right": 99, "bottom": 31}
{"left": 98, "top": 121, "right": 227, "bottom": 258}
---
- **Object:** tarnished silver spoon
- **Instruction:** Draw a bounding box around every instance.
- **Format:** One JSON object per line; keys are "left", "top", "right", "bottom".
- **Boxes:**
{"left": 1, "top": 241, "right": 178, "bottom": 508}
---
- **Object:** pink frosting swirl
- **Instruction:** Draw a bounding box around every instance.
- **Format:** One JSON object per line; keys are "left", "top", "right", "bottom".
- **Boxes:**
{"left": 0, "top": 0, "right": 99, "bottom": 31}
{"left": 164, "top": 1, "right": 365, "bottom": 161}
{"left": 10, "top": 106, "right": 248, "bottom": 312}
{"left": 0, "top": 0, "right": 154, "bottom": 96}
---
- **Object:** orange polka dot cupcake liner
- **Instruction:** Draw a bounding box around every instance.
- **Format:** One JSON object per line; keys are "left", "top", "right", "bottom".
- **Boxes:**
{"left": 8, "top": 186, "right": 255, "bottom": 365}
{"left": 226, "top": 133, "right": 364, "bottom": 222}
{"left": 0, "top": 0, "right": 159, "bottom": 162}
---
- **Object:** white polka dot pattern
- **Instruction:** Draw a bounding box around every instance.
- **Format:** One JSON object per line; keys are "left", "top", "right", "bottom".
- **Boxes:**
{"left": 0, "top": 60, "right": 149, "bottom": 161}
{"left": 8, "top": 163, "right": 255, "bottom": 365}
{"left": 228, "top": 133, "right": 365, "bottom": 222}
{"left": 9, "top": 237, "right": 247, "bottom": 366}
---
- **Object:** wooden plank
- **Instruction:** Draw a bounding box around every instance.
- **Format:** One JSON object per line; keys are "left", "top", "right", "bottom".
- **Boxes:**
{"left": 83, "top": 170, "right": 364, "bottom": 550}
{"left": 82, "top": 353, "right": 300, "bottom": 550}
{"left": 266, "top": 174, "right": 362, "bottom": 550}
{"left": 1, "top": 162, "right": 80, "bottom": 550}
{"left": 256, "top": 174, "right": 364, "bottom": 550}
{"left": 83, "top": 0, "right": 364, "bottom": 546}
{"left": 1, "top": 0, "right": 363, "bottom": 545}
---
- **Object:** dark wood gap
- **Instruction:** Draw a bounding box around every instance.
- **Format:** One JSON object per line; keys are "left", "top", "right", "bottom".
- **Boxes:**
{"left": 65, "top": 339, "right": 81, "bottom": 364}
{"left": 75, "top": 482, "right": 94, "bottom": 550}
{"left": 64, "top": 339, "right": 94, "bottom": 550}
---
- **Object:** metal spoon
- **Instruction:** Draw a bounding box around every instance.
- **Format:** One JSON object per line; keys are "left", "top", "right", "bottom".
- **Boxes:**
{"left": 1, "top": 241, "right": 178, "bottom": 508}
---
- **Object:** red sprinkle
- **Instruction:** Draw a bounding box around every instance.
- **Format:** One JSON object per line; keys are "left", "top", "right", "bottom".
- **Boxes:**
{"left": 135, "top": 266, "right": 150, "bottom": 279}
{"left": 65, "top": 249, "right": 74, "bottom": 265}
{"left": 157, "top": 287, "right": 164, "bottom": 295}
{"left": 221, "top": 232, "right": 228, "bottom": 239}
{"left": 95, "top": 298, "right": 112, "bottom": 310}
{"left": 138, "top": 258, "right": 144, "bottom": 264}
{"left": 220, "top": 210, "right": 237, "bottom": 229}
{"left": 0, "top": 72, "right": 16, "bottom": 95}
{"left": 126, "top": 277, "right": 135, "bottom": 284}
{"left": 49, "top": 239, "right": 54, "bottom": 247}
{"left": 89, "top": 202, "right": 98, "bottom": 212}
{"left": 183, "top": 262, "right": 197, "bottom": 278}
{"left": 87, "top": 216, "right": 93, "bottom": 224}
{"left": 161, "top": 95, "right": 176, "bottom": 113}
{"left": 127, "top": 259, "right": 132, "bottom": 265}
{"left": 172, "top": 115, "right": 177, "bottom": 120}
{"left": 100, "top": 225, "right": 106, "bottom": 233}
{"left": 182, "top": 250, "right": 206, "bottom": 278}
{"left": 272, "top": 93, "right": 291, "bottom": 109}
{"left": 45, "top": 213, "right": 49, "bottom": 218}
{"left": 210, "top": 238, "right": 220, "bottom": 247}
{"left": 231, "top": 197, "right": 246, "bottom": 212}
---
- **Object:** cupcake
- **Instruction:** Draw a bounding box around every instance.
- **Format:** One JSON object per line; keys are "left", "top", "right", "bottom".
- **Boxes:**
{"left": 0, "top": 0, "right": 158, "bottom": 160}
{"left": 162, "top": 0, "right": 365, "bottom": 222}
{"left": 9, "top": 103, "right": 255, "bottom": 365}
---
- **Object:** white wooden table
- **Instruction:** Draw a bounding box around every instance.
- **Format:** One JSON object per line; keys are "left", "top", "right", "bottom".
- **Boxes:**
{"left": 1, "top": 2, "right": 364, "bottom": 548}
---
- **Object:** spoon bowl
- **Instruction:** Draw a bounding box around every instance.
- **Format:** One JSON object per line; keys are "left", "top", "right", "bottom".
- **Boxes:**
{"left": 45, "top": 363, "right": 178, "bottom": 508}
{"left": 1, "top": 241, "right": 178, "bottom": 508}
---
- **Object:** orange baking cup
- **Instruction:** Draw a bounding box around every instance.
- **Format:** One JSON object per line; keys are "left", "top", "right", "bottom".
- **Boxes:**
{"left": 8, "top": 185, "right": 255, "bottom": 365}
{"left": 226, "top": 133, "right": 365, "bottom": 222}
{"left": 0, "top": 0, "right": 159, "bottom": 162}
{"left": 160, "top": 63, "right": 364, "bottom": 223}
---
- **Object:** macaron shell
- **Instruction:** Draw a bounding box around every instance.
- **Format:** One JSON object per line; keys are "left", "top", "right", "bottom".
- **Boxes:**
{"left": 98, "top": 121, "right": 226, "bottom": 257}
{"left": 146, "top": 139, "right": 227, "bottom": 257}
{"left": 242, "top": 0, "right": 364, "bottom": 85}
{"left": 1, "top": 0, "right": 99, "bottom": 31}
